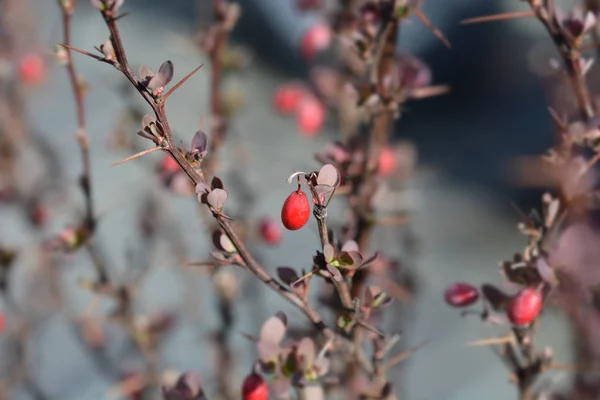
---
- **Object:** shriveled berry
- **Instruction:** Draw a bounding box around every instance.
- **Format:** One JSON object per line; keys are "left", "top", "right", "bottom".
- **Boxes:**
{"left": 18, "top": 53, "right": 46, "bottom": 85}
{"left": 377, "top": 147, "right": 397, "bottom": 177}
{"left": 241, "top": 373, "right": 268, "bottom": 400}
{"left": 274, "top": 82, "right": 306, "bottom": 114}
{"left": 281, "top": 189, "right": 311, "bottom": 231}
{"left": 444, "top": 282, "right": 479, "bottom": 307}
{"left": 507, "top": 288, "right": 543, "bottom": 326}
{"left": 259, "top": 217, "right": 283, "bottom": 245}
{"left": 296, "top": 97, "right": 326, "bottom": 136}
{"left": 300, "top": 23, "right": 332, "bottom": 60}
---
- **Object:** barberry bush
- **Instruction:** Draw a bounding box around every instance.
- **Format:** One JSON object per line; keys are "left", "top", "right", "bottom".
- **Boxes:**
{"left": 1, "top": 0, "right": 600, "bottom": 399}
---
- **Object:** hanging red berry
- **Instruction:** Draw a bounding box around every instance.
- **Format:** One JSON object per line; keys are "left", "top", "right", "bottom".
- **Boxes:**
{"left": 444, "top": 282, "right": 479, "bottom": 307}
{"left": 281, "top": 189, "right": 311, "bottom": 231}
{"left": 241, "top": 373, "right": 269, "bottom": 400}
{"left": 507, "top": 287, "right": 543, "bottom": 326}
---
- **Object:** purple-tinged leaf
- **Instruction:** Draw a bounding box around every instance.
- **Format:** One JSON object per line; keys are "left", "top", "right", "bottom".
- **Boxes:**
{"left": 100, "top": 39, "right": 114, "bottom": 59}
{"left": 139, "top": 64, "right": 154, "bottom": 81}
{"left": 210, "top": 177, "right": 224, "bottom": 190}
{"left": 190, "top": 130, "right": 208, "bottom": 153}
{"left": 338, "top": 251, "right": 363, "bottom": 269}
{"left": 277, "top": 267, "right": 299, "bottom": 285}
{"left": 323, "top": 244, "right": 335, "bottom": 263}
{"left": 142, "top": 114, "right": 156, "bottom": 129}
{"left": 317, "top": 164, "right": 340, "bottom": 187}
{"left": 260, "top": 315, "right": 287, "bottom": 344}
{"left": 297, "top": 337, "right": 316, "bottom": 369}
{"left": 158, "top": 61, "right": 174, "bottom": 85}
{"left": 341, "top": 240, "right": 359, "bottom": 253}
{"left": 207, "top": 188, "right": 227, "bottom": 210}
{"left": 219, "top": 234, "right": 236, "bottom": 253}
{"left": 326, "top": 264, "right": 343, "bottom": 281}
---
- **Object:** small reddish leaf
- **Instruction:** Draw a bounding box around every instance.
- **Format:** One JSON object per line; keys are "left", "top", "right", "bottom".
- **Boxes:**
{"left": 316, "top": 164, "right": 340, "bottom": 188}
{"left": 207, "top": 188, "right": 227, "bottom": 209}
{"left": 260, "top": 314, "right": 287, "bottom": 344}
{"left": 323, "top": 244, "right": 335, "bottom": 263}
{"left": 219, "top": 234, "right": 236, "bottom": 253}
{"left": 277, "top": 267, "right": 299, "bottom": 285}
{"left": 326, "top": 264, "right": 343, "bottom": 281}
{"left": 341, "top": 240, "right": 359, "bottom": 253}
{"left": 139, "top": 64, "right": 154, "bottom": 80}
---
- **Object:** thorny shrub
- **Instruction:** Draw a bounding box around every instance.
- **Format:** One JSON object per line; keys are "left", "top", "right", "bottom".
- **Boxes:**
{"left": 1, "top": 0, "right": 600, "bottom": 399}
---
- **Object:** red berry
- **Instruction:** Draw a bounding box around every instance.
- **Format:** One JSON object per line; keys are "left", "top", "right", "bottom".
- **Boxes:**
{"left": 507, "top": 288, "right": 543, "bottom": 326}
{"left": 300, "top": 24, "right": 332, "bottom": 60}
{"left": 444, "top": 282, "right": 479, "bottom": 308}
{"left": 18, "top": 53, "right": 46, "bottom": 85}
{"left": 296, "top": 97, "right": 326, "bottom": 136}
{"left": 377, "top": 147, "right": 397, "bottom": 177}
{"left": 159, "top": 154, "right": 180, "bottom": 173}
{"left": 259, "top": 217, "right": 283, "bottom": 245}
{"left": 241, "top": 373, "right": 268, "bottom": 400}
{"left": 281, "top": 189, "right": 311, "bottom": 231}
{"left": 0, "top": 312, "right": 5, "bottom": 334}
{"left": 274, "top": 83, "right": 306, "bottom": 114}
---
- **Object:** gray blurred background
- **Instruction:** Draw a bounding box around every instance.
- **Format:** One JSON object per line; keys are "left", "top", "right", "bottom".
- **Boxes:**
{"left": 2, "top": 0, "right": 577, "bottom": 399}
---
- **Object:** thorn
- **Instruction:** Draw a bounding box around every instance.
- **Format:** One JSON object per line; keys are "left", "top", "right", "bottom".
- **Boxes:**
{"left": 383, "top": 340, "right": 430, "bottom": 369}
{"left": 414, "top": 9, "right": 451, "bottom": 49}
{"left": 292, "top": 270, "right": 316, "bottom": 286}
{"left": 461, "top": 10, "right": 534, "bottom": 25}
{"left": 580, "top": 41, "right": 600, "bottom": 53}
{"left": 111, "top": 147, "right": 161, "bottom": 167}
{"left": 547, "top": 107, "right": 567, "bottom": 130}
{"left": 113, "top": 12, "right": 130, "bottom": 22}
{"left": 465, "top": 335, "right": 514, "bottom": 347}
{"left": 409, "top": 84, "right": 452, "bottom": 99}
{"left": 58, "top": 43, "right": 106, "bottom": 62}
{"left": 162, "top": 64, "right": 204, "bottom": 101}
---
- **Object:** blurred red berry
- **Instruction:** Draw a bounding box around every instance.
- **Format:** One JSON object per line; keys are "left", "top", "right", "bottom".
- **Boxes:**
{"left": 507, "top": 287, "right": 543, "bottom": 326}
{"left": 377, "top": 147, "right": 397, "bottom": 177}
{"left": 300, "top": 24, "right": 332, "bottom": 60}
{"left": 159, "top": 154, "right": 180, "bottom": 173}
{"left": 296, "top": 97, "right": 326, "bottom": 136}
{"left": 241, "top": 373, "right": 268, "bottom": 400}
{"left": 259, "top": 217, "right": 282, "bottom": 245}
{"left": 444, "top": 282, "right": 479, "bottom": 307}
{"left": 0, "top": 312, "right": 5, "bottom": 334}
{"left": 281, "top": 189, "right": 311, "bottom": 231}
{"left": 18, "top": 53, "right": 46, "bottom": 85}
{"left": 274, "top": 83, "right": 306, "bottom": 114}
{"left": 29, "top": 202, "right": 49, "bottom": 227}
